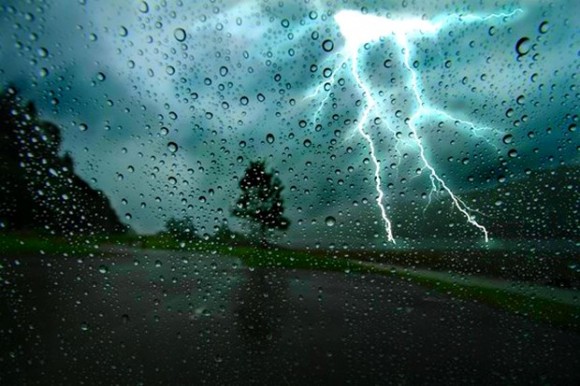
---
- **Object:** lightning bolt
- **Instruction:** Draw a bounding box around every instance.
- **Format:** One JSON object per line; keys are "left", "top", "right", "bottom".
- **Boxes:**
{"left": 304, "top": 8, "right": 522, "bottom": 243}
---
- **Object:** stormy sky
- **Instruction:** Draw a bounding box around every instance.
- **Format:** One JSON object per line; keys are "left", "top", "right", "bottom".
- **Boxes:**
{"left": 0, "top": 0, "right": 577, "bottom": 248}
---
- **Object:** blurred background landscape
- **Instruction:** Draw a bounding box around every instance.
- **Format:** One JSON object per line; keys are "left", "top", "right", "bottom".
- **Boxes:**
{"left": 0, "top": 0, "right": 578, "bottom": 384}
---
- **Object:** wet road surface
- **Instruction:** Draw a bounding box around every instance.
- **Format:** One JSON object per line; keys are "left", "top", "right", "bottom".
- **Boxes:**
{"left": 1, "top": 249, "right": 579, "bottom": 385}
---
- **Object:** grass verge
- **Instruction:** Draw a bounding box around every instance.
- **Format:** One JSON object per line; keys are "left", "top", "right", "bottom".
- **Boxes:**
{"left": 0, "top": 233, "right": 96, "bottom": 256}
{"left": 211, "top": 245, "right": 580, "bottom": 331}
{"left": 369, "top": 264, "right": 579, "bottom": 331}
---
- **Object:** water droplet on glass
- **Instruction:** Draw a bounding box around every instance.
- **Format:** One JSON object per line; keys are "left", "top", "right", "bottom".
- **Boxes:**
{"left": 502, "top": 134, "right": 513, "bottom": 144}
{"left": 139, "top": 1, "right": 149, "bottom": 13}
{"left": 174, "top": 28, "right": 186, "bottom": 42}
{"left": 322, "top": 39, "right": 334, "bottom": 52}
{"left": 167, "top": 142, "right": 178, "bottom": 153}
{"left": 515, "top": 37, "right": 531, "bottom": 57}
{"left": 325, "top": 216, "right": 336, "bottom": 226}
{"left": 37, "top": 47, "right": 48, "bottom": 58}
{"left": 538, "top": 21, "right": 549, "bottom": 34}
{"left": 266, "top": 133, "right": 275, "bottom": 144}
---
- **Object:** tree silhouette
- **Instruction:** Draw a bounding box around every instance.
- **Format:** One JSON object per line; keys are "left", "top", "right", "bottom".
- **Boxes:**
{"left": 0, "top": 87, "right": 37, "bottom": 230}
{"left": 164, "top": 216, "right": 197, "bottom": 241}
{"left": 0, "top": 85, "right": 126, "bottom": 235}
{"left": 233, "top": 161, "right": 290, "bottom": 245}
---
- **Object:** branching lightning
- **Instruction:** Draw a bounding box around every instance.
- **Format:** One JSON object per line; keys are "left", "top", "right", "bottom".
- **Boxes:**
{"left": 304, "top": 8, "right": 522, "bottom": 243}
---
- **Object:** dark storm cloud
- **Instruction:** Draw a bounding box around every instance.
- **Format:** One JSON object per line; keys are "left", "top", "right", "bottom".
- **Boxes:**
{"left": 1, "top": 0, "right": 577, "bottom": 246}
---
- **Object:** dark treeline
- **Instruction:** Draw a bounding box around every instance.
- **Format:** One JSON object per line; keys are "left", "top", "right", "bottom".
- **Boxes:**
{"left": 161, "top": 216, "right": 254, "bottom": 247}
{"left": 0, "top": 86, "right": 127, "bottom": 236}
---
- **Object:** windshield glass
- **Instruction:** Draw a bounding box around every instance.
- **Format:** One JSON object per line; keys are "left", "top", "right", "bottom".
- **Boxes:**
{"left": 1, "top": 1, "right": 578, "bottom": 384}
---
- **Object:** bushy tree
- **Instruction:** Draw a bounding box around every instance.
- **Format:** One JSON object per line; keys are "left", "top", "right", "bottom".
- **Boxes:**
{"left": 164, "top": 216, "right": 197, "bottom": 241}
{"left": 212, "top": 224, "right": 251, "bottom": 246}
{"left": 233, "top": 161, "right": 290, "bottom": 245}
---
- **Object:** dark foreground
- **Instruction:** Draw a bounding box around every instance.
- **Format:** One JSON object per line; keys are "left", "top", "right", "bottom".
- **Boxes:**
{"left": 1, "top": 249, "right": 579, "bottom": 385}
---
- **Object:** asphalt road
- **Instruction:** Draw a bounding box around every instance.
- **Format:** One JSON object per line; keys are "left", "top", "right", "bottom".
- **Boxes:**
{"left": 1, "top": 249, "right": 579, "bottom": 385}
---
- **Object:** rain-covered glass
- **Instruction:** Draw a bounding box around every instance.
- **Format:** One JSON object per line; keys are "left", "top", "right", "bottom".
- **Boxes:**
{"left": 1, "top": 1, "right": 578, "bottom": 384}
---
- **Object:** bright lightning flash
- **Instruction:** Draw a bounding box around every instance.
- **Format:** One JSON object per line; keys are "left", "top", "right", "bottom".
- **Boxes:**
{"left": 305, "top": 9, "right": 522, "bottom": 243}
